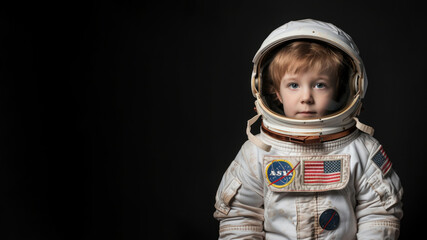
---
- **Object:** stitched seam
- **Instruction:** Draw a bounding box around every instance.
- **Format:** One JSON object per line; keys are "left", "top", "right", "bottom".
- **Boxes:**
{"left": 260, "top": 130, "right": 360, "bottom": 153}
{"left": 359, "top": 220, "right": 400, "bottom": 229}
{"left": 219, "top": 224, "right": 263, "bottom": 233}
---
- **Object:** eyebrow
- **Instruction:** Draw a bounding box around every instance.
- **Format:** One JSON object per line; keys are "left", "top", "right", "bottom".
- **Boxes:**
{"left": 282, "top": 75, "right": 332, "bottom": 81}
{"left": 282, "top": 77, "right": 298, "bottom": 81}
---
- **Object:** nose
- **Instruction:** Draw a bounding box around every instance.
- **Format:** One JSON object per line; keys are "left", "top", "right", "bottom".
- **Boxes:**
{"left": 300, "top": 88, "right": 314, "bottom": 104}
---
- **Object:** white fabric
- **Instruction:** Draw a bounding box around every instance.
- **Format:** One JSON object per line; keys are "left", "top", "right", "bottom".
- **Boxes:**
{"left": 246, "top": 113, "right": 272, "bottom": 152}
{"left": 354, "top": 117, "right": 375, "bottom": 136}
{"left": 214, "top": 130, "right": 403, "bottom": 239}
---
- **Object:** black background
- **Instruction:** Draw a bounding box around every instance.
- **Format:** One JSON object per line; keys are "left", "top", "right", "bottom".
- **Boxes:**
{"left": 1, "top": 1, "right": 425, "bottom": 239}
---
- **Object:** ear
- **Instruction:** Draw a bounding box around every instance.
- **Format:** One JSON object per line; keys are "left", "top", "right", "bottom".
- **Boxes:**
{"left": 275, "top": 90, "right": 283, "bottom": 103}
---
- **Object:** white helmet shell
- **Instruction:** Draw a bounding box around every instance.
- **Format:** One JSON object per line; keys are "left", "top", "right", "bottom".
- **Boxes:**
{"left": 251, "top": 19, "right": 368, "bottom": 136}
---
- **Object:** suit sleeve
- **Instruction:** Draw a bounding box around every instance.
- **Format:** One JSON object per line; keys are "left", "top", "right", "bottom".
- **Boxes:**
{"left": 213, "top": 142, "right": 265, "bottom": 239}
{"left": 355, "top": 144, "right": 403, "bottom": 239}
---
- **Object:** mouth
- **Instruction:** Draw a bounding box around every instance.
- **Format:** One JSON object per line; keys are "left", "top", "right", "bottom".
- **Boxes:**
{"left": 297, "top": 111, "right": 317, "bottom": 116}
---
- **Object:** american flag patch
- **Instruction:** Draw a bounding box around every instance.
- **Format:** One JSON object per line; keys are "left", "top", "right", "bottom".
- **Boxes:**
{"left": 304, "top": 160, "right": 342, "bottom": 184}
{"left": 372, "top": 146, "right": 392, "bottom": 175}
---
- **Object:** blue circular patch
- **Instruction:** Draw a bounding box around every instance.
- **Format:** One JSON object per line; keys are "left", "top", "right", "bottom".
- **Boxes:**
{"left": 265, "top": 160, "right": 295, "bottom": 188}
{"left": 319, "top": 209, "right": 340, "bottom": 231}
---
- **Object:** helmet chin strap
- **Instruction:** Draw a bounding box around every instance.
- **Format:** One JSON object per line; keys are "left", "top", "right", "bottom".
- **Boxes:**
{"left": 246, "top": 109, "right": 272, "bottom": 152}
{"left": 354, "top": 117, "right": 374, "bottom": 136}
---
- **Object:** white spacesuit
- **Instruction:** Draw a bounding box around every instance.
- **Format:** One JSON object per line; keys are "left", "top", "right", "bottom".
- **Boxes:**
{"left": 214, "top": 19, "right": 403, "bottom": 239}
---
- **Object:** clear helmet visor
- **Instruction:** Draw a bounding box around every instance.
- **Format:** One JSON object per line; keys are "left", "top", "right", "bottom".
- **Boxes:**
{"left": 258, "top": 39, "right": 357, "bottom": 120}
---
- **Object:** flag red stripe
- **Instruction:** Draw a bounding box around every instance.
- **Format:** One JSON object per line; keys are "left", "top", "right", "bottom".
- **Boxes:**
{"left": 305, "top": 179, "right": 340, "bottom": 183}
{"left": 305, "top": 172, "right": 341, "bottom": 176}
{"left": 303, "top": 160, "right": 341, "bottom": 184}
{"left": 382, "top": 160, "right": 392, "bottom": 173}
{"left": 304, "top": 179, "right": 340, "bottom": 183}
{"left": 379, "top": 146, "right": 392, "bottom": 174}
{"left": 381, "top": 159, "right": 391, "bottom": 170}
{"left": 304, "top": 173, "right": 340, "bottom": 184}
{"left": 304, "top": 177, "right": 340, "bottom": 180}
{"left": 380, "top": 148, "right": 389, "bottom": 161}
{"left": 305, "top": 173, "right": 340, "bottom": 178}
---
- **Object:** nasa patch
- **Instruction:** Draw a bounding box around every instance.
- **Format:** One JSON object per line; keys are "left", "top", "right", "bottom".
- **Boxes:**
{"left": 319, "top": 209, "right": 340, "bottom": 231}
{"left": 265, "top": 159, "right": 295, "bottom": 188}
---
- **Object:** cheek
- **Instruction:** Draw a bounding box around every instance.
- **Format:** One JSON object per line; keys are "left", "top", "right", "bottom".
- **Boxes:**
{"left": 280, "top": 86, "right": 297, "bottom": 98}
{"left": 318, "top": 92, "right": 335, "bottom": 106}
{"left": 281, "top": 91, "right": 297, "bottom": 104}
{"left": 282, "top": 95, "right": 299, "bottom": 113}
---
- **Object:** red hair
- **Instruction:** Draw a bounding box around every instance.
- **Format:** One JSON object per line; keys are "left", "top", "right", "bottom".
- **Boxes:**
{"left": 266, "top": 40, "right": 348, "bottom": 97}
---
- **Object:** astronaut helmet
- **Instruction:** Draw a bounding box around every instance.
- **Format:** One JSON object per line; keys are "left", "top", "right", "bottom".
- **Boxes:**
{"left": 250, "top": 19, "right": 369, "bottom": 141}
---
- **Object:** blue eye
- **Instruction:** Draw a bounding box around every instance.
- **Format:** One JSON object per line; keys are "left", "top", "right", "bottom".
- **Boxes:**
{"left": 288, "top": 83, "right": 299, "bottom": 89}
{"left": 315, "top": 83, "right": 326, "bottom": 89}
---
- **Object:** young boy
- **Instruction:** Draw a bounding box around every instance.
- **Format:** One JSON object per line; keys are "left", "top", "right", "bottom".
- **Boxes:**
{"left": 214, "top": 19, "right": 403, "bottom": 239}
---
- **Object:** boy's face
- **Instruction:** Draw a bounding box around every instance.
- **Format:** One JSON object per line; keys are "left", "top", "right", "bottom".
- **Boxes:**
{"left": 275, "top": 70, "right": 337, "bottom": 119}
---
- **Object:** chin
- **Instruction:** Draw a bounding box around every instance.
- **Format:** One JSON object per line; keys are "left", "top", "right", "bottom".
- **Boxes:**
{"left": 293, "top": 113, "right": 320, "bottom": 119}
